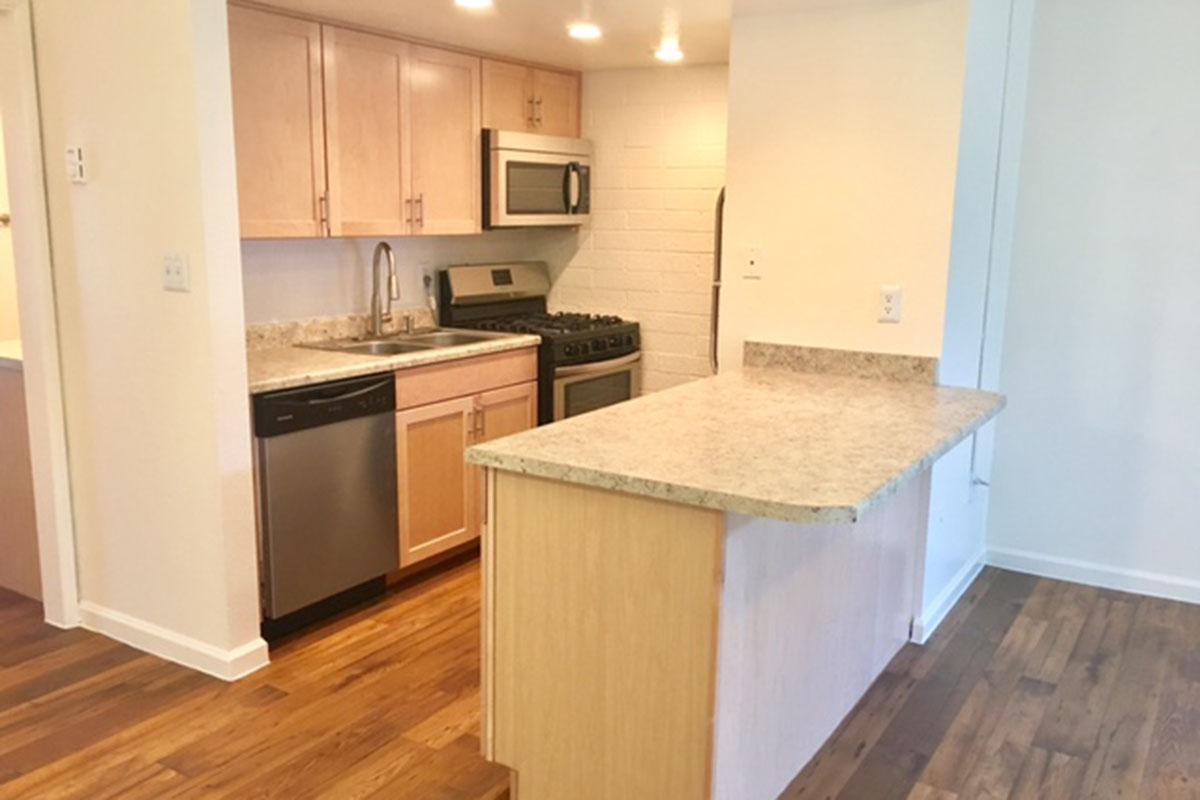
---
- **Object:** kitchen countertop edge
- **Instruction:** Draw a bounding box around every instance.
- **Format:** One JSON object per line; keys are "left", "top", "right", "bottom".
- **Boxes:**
{"left": 466, "top": 372, "right": 1007, "bottom": 526}
{"left": 247, "top": 333, "right": 542, "bottom": 395}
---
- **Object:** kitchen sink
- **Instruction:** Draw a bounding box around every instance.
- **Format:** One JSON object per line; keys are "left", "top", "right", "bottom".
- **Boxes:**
{"left": 336, "top": 341, "right": 434, "bottom": 356}
{"left": 301, "top": 328, "right": 511, "bottom": 358}
{"left": 402, "top": 330, "right": 500, "bottom": 347}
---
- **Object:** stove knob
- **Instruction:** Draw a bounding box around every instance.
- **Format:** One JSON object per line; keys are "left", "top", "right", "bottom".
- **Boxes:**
{"left": 609, "top": 335, "right": 621, "bottom": 347}
{"left": 580, "top": 342, "right": 590, "bottom": 355}
{"left": 594, "top": 339, "right": 608, "bottom": 352}
{"left": 625, "top": 335, "right": 635, "bottom": 347}
{"left": 564, "top": 344, "right": 578, "bottom": 357}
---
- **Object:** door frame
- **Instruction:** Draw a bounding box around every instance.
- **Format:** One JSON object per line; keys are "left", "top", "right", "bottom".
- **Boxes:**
{"left": 0, "top": 0, "right": 81, "bottom": 627}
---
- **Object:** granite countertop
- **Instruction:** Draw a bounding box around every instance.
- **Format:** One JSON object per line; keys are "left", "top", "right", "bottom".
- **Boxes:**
{"left": 467, "top": 368, "right": 1005, "bottom": 525}
{"left": 0, "top": 340, "right": 22, "bottom": 370}
{"left": 247, "top": 333, "right": 541, "bottom": 394}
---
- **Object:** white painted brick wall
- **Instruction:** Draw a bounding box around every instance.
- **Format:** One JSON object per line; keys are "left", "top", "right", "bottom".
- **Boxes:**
{"left": 548, "top": 66, "right": 728, "bottom": 393}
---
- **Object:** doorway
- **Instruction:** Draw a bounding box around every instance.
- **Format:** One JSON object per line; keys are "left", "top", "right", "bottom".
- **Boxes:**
{"left": 0, "top": 0, "right": 79, "bottom": 627}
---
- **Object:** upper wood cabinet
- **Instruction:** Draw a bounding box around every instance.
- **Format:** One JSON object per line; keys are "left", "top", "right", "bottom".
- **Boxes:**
{"left": 228, "top": 6, "right": 579, "bottom": 238}
{"left": 482, "top": 59, "right": 581, "bottom": 138}
{"left": 228, "top": 7, "right": 326, "bottom": 239}
{"left": 408, "top": 46, "right": 482, "bottom": 236}
{"left": 322, "top": 27, "right": 409, "bottom": 237}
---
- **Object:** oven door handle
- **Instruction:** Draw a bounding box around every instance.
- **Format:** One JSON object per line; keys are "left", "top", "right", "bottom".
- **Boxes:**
{"left": 555, "top": 352, "right": 641, "bottom": 378}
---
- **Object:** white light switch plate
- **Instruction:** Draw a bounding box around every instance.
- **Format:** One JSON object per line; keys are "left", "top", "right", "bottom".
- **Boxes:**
{"left": 879, "top": 284, "right": 903, "bottom": 323}
{"left": 163, "top": 254, "right": 191, "bottom": 293}
{"left": 65, "top": 146, "right": 86, "bottom": 184}
{"left": 744, "top": 247, "right": 764, "bottom": 281}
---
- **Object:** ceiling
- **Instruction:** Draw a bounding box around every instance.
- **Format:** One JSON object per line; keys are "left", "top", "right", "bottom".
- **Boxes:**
{"left": 259, "top": 0, "right": 732, "bottom": 70}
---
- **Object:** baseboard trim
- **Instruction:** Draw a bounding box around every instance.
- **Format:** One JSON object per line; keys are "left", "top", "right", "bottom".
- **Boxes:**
{"left": 986, "top": 547, "right": 1200, "bottom": 606}
{"left": 79, "top": 601, "right": 269, "bottom": 681}
{"left": 913, "top": 554, "right": 985, "bottom": 645}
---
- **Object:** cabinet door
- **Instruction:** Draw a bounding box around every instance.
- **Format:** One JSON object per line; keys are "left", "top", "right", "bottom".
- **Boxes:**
{"left": 533, "top": 69, "right": 581, "bottom": 137}
{"left": 482, "top": 59, "right": 533, "bottom": 132}
{"left": 228, "top": 7, "right": 326, "bottom": 239}
{"left": 409, "top": 46, "right": 482, "bottom": 235}
{"left": 323, "top": 26, "right": 410, "bottom": 237}
{"left": 396, "top": 396, "right": 476, "bottom": 567}
{"left": 472, "top": 382, "right": 538, "bottom": 532}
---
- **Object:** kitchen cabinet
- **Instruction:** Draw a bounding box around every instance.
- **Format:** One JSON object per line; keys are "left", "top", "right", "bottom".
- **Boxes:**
{"left": 229, "top": 8, "right": 482, "bottom": 238}
{"left": 322, "top": 27, "right": 409, "bottom": 237}
{"left": 228, "top": 6, "right": 326, "bottom": 238}
{"left": 482, "top": 59, "right": 581, "bottom": 138}
{"left": 395, "top": 349, "right": 537, "bottom": 567}
{"left": 396, "top": 396, "right": 476, "bottom": 567}
{"left": 407, "top": 45, "right": 482, "bottom": 235}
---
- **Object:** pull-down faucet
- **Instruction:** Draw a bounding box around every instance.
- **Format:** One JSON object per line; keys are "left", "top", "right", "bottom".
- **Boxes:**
{"left": 370, "top": 242, "right": 399, "bottom": 337}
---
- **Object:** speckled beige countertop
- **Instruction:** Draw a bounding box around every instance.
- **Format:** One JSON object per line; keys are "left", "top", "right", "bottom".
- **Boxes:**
{"left": 467, "top": 368, "right": 1005, "bottom": 525}
{"left": 0, "top": 340, "right": 22, "bottom": 370}
{"left": 247, "top": 333, "right": 541, "bottom": 394}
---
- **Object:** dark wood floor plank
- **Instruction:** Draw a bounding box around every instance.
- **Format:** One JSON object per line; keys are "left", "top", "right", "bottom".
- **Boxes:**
{"left": 1010, "top": 746, "right": 1088, "bottom": 799}
{"left": 1033, "top": 595, "right": 1137, "bottom": 759}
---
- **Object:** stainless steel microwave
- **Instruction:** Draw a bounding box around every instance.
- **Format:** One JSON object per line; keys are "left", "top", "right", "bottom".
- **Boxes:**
{"left": 484, "top": 129, "right": 591, "bottom": 228}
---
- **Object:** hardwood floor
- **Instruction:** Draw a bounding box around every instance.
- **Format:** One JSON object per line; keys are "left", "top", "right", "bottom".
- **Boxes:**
{"left": 783, "top": 567, "right": 1200, "bottom": 800}
{"left": 0, "top": 555, "right": 509, "bottom": 800}
{"left": 1, "top": 562, "right": 1196, "bottom": 799}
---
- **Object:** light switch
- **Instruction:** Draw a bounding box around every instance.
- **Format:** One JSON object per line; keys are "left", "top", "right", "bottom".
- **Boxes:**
{"left": 163, "top": 254, "right": 191, "bottom": 293}
{"left": 65, "top": 146, "right": 86, "bottom": 184}
{"left": 879, "top": 285, "right": 903, "bottom": 323}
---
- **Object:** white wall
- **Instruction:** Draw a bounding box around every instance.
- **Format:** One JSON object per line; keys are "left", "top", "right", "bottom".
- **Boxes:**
{"left": 718, "top": 1, "right": 971, "bottom": 369}
{"left": 987, "top": 0, "right": 1200, "bottom": 603}
{"left": 0, "top": 117, "right": 17, "bottom": 341}
{"left": 33, "top": 0, "right": 266, "bottom": 678}
{"left": 241, "top": 228, "right": 575, "bottom": 324}
{"left": 918, "top": 0, "right": 1035, "bottom": 641}
{"left": 549, "top": 66, "right": 728, "bottom": 392}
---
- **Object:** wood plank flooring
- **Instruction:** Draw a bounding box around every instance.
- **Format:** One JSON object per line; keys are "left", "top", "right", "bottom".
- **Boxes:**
{"left": 0, "top": 554, "right": 509, "bottom": 800}
{"left": 782, "top": 567, "right": 1200, "bottom": 800}
{"left": 1, "top": 562, "right": 1196, "bottom": 799}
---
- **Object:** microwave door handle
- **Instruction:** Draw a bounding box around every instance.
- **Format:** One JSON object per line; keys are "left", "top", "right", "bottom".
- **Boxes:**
{"left": 569, "top": 163, "right": 582, "bottom": 213}
{"left": 562, "top": 163, "right": 574, "bottom": 214}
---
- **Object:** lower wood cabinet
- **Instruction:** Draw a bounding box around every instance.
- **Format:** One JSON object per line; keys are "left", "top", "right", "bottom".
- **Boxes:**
{"left": 394, "top": 350, "right": 537, "bottom": 567}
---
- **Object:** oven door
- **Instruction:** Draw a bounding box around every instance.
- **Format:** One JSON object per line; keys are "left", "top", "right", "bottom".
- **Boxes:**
{"left": 489, "top": 148, "right": 591, "bottom": 228}
{"left": 553, "top": 353, "right": 641, "bottom": 421}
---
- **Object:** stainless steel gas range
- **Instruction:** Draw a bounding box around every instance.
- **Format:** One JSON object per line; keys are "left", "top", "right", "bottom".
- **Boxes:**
{"left": 437, "top": 262, "right": 640, "bottom": 424}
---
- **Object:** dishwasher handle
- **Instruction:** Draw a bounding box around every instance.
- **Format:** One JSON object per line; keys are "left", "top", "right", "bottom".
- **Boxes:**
{"left": 299, "top": 378, "right": 393, "bottom": 406}
{"left": 254, "top": 373, "right": 396, "bottom": 438}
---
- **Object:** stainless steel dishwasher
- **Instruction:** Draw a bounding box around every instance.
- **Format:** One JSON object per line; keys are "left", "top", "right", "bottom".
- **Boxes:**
{"left": 253, "top": 373, "right": 399, "bottom": 627}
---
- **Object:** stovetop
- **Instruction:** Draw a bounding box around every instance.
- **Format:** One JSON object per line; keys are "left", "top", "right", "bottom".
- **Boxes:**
{"left": 473, "top": 312, "right": 629, "bottom": 336}
{"left": 461, "top": 312, "right": 640, "bottom": 367}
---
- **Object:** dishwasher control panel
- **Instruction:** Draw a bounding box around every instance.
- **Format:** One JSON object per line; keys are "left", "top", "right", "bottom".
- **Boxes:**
{"left": 254, "top": 373, "right": 396, "bottom": 438}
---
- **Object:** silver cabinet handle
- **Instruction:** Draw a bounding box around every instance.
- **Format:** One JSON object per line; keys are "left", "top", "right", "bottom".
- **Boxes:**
{"left": 405, "top": 197, "right": 413, "bottom": 226}
{"left": 416, "top": 194, "right": 424, "bottom": 230}
{"left": 533, "top": 96, "right": 543, "bottom": 127}
{"left": 318, "top": 191, "right": 330, "bottom": 235}
{"left": 527, "top": 95, "right": 535, "bottom": 127}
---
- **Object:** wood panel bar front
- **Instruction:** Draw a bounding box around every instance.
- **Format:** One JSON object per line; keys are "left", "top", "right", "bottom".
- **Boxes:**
{"left": 482, "top": 469, "right": 933, "bottom": 800}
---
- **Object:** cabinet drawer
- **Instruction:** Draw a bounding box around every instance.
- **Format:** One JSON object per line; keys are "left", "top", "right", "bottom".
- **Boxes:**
{"left": 396, "top": 348, "right": 537, "bottom": 410}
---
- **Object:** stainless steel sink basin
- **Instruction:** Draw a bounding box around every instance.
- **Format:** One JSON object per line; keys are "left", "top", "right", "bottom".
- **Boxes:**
{"left": 402, "top": 330, "right": 500, "bottom": 347}
{"left": 302, "top": 339, "right": 434, "bottom": 356}
{"left": 337, "top": 341, "right": 434, "bottom": 356}
{"left": 300, "top": 328, "right": 510, "bottom": 358}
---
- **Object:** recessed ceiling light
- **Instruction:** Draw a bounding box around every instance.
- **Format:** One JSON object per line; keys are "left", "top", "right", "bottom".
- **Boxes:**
{"left": 454, "top": 0, "right": 493, "bottom": 9}
{"left": 568, "top": 22, "right": 602, "bottom": 40}
{"left": 655, "top": 39, "right": 684, "bottom": 63}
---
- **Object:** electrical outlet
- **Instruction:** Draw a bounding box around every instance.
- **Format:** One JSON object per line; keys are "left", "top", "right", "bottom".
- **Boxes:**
{"left": 163, "top": 254, "right": 191, "bottom": 293}
{"left": 744, "top": 247, "right": 764, "bottom": 281}
{"left": 879, "top": 284, "right": 903, "bottom": 323}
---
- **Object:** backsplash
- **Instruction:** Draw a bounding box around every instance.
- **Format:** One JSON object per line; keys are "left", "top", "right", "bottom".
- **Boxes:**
{"left": 240, "top": 229, "right": 577, "bottom": 325}
{"left": 743, "top": 341, "right": 939, "bottom": 384}
{"left": 245, "top": 309, "right": 438, "bottom": 352}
